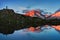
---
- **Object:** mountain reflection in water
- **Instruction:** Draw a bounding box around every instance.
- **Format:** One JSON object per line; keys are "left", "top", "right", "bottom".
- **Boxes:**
{"left": 0, "top": 25, "right": 60, "bottom": 40}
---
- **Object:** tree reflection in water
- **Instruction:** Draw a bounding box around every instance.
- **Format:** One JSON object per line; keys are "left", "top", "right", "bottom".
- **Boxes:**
{"left": 0, "top": 25, "right": 60, "bottom": 35}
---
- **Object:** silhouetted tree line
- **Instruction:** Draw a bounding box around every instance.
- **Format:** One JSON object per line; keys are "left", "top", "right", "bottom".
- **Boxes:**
{"left": 0, "top": 9, "right": 60, "bottom": 34}
{"left": 0, "top": 9, "right": 60, "bottom": 28}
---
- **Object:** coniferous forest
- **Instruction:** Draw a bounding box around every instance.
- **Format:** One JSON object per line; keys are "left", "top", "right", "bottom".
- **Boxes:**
{"left": 0, "top": 8, "right": 60, "bottom": 28}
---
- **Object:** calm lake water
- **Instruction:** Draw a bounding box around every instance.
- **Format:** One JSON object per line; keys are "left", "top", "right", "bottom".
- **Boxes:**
{"left": 0, "top": 25, "right": 60, "bottom": 40}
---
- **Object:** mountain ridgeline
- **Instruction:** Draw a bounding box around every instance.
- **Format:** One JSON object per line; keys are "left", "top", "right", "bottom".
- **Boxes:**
{"left": 0, "top": 9, "right": 44, "bottom": 27}
{"left": 0, "top": 8, "right": 60, "bottom": 28}
{"left": 0, "top": 8, "right": 60, "bottom": 34}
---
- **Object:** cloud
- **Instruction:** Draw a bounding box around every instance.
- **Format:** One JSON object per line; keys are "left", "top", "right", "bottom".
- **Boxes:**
{"left": 15, "top": 6, "right": 28, "bottom": 14}
{"left": 19, "top": 6, "right": 27, "bottom": 10}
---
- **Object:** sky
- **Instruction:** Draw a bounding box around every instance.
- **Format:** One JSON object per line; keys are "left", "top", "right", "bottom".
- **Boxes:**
{"left": 0, "top": 0, "right": 60, "bottom": 14}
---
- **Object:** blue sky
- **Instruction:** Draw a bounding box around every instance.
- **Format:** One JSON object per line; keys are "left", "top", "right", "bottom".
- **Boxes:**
{"left": 0, "top": 0, "right": 60, "bottom": 14}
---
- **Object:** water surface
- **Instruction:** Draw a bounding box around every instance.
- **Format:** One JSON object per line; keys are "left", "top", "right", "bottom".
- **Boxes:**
{"left": 0, "top": 25, "right": 60, "bottom": 40}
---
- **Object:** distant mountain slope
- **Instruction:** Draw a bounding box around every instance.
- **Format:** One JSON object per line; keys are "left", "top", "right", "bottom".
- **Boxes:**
{"left": 24, "top": 10, "right": 45, "bottom": 19}
{"left": 0, "top": 8, "right": 44, "bottom": 28}
{"left": 0, "top": 8, "right": 60, "bottom": 29}
{"left": 47, "top": 9, "right": 60, "bottom": 19}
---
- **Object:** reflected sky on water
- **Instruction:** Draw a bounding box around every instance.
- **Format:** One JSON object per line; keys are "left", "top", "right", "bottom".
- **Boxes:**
{"left": 0, "top": 25, "right": 60, "bottom": 40}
